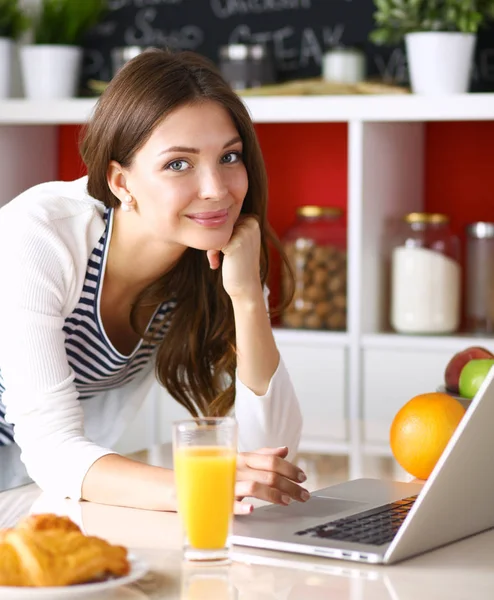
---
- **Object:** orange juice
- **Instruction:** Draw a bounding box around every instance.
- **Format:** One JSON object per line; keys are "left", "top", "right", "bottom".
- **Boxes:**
{"left": 174, "top": 446, "right": 236, "bottom": 549}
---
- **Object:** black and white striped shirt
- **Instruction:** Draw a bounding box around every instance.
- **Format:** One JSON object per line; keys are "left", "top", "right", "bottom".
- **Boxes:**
{"left": 0, "top": 207, "right": 174, "bottom": 446}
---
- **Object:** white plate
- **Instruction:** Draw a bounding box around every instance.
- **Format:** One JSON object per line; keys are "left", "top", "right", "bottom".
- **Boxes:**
{"left": 0, "top": 554, "right": 148, "bottom": 599}
{"left": 436, "top": 386, "right": 472, "bottom": 409}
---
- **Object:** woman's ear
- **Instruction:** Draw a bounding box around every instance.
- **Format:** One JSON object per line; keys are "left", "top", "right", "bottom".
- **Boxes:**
{"left": 107, "top": 160, "right": 130, "bottom": 201}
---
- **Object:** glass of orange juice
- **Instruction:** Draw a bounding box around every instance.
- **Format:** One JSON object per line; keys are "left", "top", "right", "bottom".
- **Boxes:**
{"left": 173, "top": 417, "right": 238, "bottom": 563}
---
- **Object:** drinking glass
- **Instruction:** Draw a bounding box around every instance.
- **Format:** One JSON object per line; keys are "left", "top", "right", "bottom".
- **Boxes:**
{"left": 173, "top": 417, "right": 238, "bottom": 563}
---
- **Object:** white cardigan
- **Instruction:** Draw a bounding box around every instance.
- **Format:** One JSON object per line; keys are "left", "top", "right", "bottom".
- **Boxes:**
{"left": 0, "top": 178, "right": 302, "bottom": 500}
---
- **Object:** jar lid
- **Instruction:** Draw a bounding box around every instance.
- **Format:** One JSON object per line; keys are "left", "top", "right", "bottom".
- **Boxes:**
{"left": 297, "top": 206, "right": 343, "bottom": 218}
{"left": 404, "top": 212, "right": 449, "bottom": 224}
{"left": 466, "top": 222, "right": 494, "bottom": 239}
{"left": 219, "top": 44, "right": 249, "bottom": 60}
{"left": 249, "top": 44, "right": 269, "bottom": 60}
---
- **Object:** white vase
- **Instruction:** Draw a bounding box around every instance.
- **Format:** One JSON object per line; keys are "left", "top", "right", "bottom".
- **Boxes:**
{"left": 405, "top": 32, "right": 476, "bottom": 95}
{"left": 20, "top": 44, "right": 83, "bottom": 99}
{"left": 0, "top": 37, "right": 14, "bottom": 98}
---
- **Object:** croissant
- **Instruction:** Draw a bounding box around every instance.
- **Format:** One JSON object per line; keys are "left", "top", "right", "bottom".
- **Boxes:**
{"left": 0, "top": 529, "right": 24, "bottom": 586}
{"left": 0, "top": 513, "right": 130, "bottom": 587}
{"left": 16, "top": 513, "right": 82, "bottom": 535}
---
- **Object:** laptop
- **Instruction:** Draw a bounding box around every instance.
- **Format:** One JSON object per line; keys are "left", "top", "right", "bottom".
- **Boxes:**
{"left": 232, "top": 367, "right": 494, "bottom": 565}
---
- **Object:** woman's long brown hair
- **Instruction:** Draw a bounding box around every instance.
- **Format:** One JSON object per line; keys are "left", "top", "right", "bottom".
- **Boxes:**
{"left": 80, "top": 49, "right": 293, "bottom": 418}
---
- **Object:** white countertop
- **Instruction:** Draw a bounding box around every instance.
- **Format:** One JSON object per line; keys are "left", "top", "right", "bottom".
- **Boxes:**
{"left": 1, "top": 478, "right": 493, "bottom": 600}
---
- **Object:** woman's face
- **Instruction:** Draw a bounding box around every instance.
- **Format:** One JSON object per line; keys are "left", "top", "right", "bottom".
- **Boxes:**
{"left": 121, "top": 100, "right": 248, "bottom": 253}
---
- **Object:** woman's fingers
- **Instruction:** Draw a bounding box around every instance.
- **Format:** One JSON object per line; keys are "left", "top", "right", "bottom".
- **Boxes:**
{"left": 234, "top": 500, "right": 254, "bottom": 515}
{"left": 237, "top": 449, "right": 306, "bottom": 484}
{"left": 235, "top": 476, "right": 309, "bottom": 506}
{"left": 206, "top": 249, "right": 221, "bottom": 270}
{"left": 235, "top": 447, "right": 310, "bottom": 506}
{"left": 251, "top": 446, "right": 289, "bottom": 458}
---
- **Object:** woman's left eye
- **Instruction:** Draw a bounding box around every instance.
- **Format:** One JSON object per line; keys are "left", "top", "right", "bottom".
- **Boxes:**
{"left": 166, "top": 160, "right": 189, "bottom": 172}
{"left": 221, "top": 151, "right": 242, "bottom": 164}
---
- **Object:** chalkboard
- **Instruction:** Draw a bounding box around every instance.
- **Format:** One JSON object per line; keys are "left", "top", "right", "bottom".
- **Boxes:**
{"left": 81, "top": 0, "right": 494, "bottom": 93}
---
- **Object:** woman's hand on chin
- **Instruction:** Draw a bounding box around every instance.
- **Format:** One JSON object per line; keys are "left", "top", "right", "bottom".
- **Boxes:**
{"left": 233, "top": 446, "right": 310, "bottom": 515}
{"left": 207, "top": 215, "right": 263, "bottom": 301}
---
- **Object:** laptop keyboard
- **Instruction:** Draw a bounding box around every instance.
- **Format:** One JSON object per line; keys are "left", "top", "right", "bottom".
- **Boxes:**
{"left": 294, "top": 495, "right": 418, "bottom": 546}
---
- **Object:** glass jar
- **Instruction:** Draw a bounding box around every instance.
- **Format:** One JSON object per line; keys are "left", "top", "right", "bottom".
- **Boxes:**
{"left": 281, "top": 206, "right": 347, "bottom": 331}
{"left": 465, "top": 222, "right": 494, "bottom": 334}
{"left": 389, "top": 213, "right": 461, "bottom": 334}
{"left": 322, "top": 45, "right": 366, "bottom": 84}
{"left": 218, "top": 44, "right": 275, "bottom": 90}
{"left": 219, "top": 44, "right": 250, "bottom": 91}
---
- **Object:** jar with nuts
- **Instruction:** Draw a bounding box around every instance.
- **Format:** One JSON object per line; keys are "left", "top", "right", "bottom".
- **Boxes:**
{"left": 281, "top": 206, "right": 347, "bottom": 331}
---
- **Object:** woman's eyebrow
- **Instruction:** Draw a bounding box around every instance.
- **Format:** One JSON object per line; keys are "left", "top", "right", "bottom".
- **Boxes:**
{"left": 158, "top": 136, "right": 242, "bottom": 156}
{"left": 223, "top": 135, "right": 242, "bottom": 148}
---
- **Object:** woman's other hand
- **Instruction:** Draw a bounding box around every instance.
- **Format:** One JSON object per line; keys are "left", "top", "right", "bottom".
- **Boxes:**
{"left": 234, "top": 446, "right": 310, "bottom": 515}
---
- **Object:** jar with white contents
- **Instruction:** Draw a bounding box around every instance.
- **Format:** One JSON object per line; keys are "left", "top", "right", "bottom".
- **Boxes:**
{"left": 390, "top": 213, "right": 461, "bottom": 334}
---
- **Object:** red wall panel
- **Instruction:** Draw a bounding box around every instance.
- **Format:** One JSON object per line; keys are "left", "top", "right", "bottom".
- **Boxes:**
{"left": 58, "top": 125, "right": 86, "bottom": 180}
{"left": 255, "top": 122, "right": 348, "bottom": 309}
{"left": 424, "top": 121, "right": 494, "bottom": 328}
{"left": 424, "top": 121, "right": 494, "bottom": 243}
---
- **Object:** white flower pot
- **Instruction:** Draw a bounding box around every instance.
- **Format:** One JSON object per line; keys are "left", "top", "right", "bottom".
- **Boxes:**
{"left": 405, "top": 32, "right": 476, "bottom": 95}
{"left": 20, "top": 44, "right": 83, "bottom": 99}
{"left": 0, "top": 37, "right": 14, "bottom": 98}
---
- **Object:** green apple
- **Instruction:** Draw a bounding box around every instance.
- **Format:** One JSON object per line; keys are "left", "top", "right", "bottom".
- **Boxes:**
{"left": 458, "top": 359, "right": 494, "bottom": 399}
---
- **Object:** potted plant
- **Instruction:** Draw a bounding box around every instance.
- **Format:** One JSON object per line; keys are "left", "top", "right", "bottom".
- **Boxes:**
{"left": 20, "top": 0, "right": 106, "bottom": 99}
{"left": 0, "top": 0, "right": 29, "bottom": 98}
{"left": 370, "top": 0, "right": 494, "bottom": 94}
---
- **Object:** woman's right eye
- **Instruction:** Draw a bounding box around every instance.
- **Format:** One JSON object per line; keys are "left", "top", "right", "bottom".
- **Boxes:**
{"left": 165, "top": 159, "right": 190, "bottom": 172}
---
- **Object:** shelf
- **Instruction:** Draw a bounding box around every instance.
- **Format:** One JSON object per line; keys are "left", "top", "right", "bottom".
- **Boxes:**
{"left": 362, "top": 443, "right": 393, "bottom": 457}
{"left": 246, "top": 94, "right": 494, "bottom": 123}
{"left": 0, "top": 99, "right": 97, "bottom": 124}
{"left": 298, "top": 440, "right": 350, "bottom": 455}
{"left": 273, "top": 330, "right": 494, "bottom": 351}
{"left": 1, "top": 94, "right": 494, "bottom": 125}
{"left": 298, "top": 440, "right": 393, "bottom": 458}
{"left": 362, "top": 333, "right": 494, "bottom": 351}
{"left": 273, "top": 328, "right": 349, "bottom": 347}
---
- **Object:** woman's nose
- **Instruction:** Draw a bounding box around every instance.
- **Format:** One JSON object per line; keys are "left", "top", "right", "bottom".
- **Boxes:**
{"left": 197, "top": 167, "right": 228, "bottom": 201}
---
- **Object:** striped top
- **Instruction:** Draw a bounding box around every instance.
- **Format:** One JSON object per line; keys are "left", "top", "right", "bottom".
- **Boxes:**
{"left": 0, "top": 207, "right": 174, "bottom": 446}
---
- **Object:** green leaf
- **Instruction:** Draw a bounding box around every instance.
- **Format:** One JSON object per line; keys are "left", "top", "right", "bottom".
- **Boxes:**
{"left": 375, "top": 0, "right": 391, "bottom": 11}
{"left": 390, "top": 8, "right": 409, "bottom": 20}
{"left": 370, "top": 0, "right": 493, "bottom": 38}
{"left": 0, "top": 0, "right": 30, "bottom": 39}
{"left": 370, "top": 27, "right": 395, "bottom": 45}
{"left": 33, "top": 0, "right": 107, "bottom": 45}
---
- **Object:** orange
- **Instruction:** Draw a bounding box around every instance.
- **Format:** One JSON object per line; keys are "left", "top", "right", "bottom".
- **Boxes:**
{"left": 390, "top": 392, "right": 466, "bottom": 480}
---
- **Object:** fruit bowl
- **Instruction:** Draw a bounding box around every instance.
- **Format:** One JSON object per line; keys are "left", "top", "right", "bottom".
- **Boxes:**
{"left": 436, "top": 386, "right": 472, "bottom": 410}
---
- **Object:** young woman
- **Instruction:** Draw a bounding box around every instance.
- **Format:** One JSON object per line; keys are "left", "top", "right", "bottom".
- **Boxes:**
{"left": 0, "top": 49, "right": 306, "bottom": 514}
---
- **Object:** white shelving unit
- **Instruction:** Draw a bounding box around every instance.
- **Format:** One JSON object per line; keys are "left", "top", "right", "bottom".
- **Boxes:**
{"left": 2, "top": 94, "right": 494, "bottom": 478}
{"left": 2, "top": 93, "right": 494, "bottom": 124}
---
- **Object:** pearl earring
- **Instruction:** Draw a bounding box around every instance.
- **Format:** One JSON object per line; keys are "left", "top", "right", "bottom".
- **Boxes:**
{"left": 121, "top": 194, "right": 133, "bottom": 212}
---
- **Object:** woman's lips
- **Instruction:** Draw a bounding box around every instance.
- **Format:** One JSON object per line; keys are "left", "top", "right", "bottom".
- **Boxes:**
{"left": 187, "top": 209, "right": 229, "bottom": 227}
